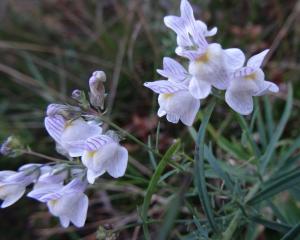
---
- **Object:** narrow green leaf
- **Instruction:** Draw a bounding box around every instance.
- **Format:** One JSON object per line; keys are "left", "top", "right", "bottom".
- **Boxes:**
{"left": 141, "top": 140, "right": 181, "bottom": 239}
{"left": 158, "top": 176, "right": 191, "bottom": 240}
{"left": 147, "top": 136, "right": 157, "bottom": 169}
{"left": 250, "top": 216, "right": 291, "bottom": 233}
{"left": 260, "top": 84, "right": 293, "bottom": 173}
{"left": 281, "top": 223, "right": 300, "bottom": 240}
{"left": 263, "top": 96, "right": 275, "bottom": 140}
{"left": 275, "top": 136, "right": 300, "bottom": 174}
{"left": 254, "top": 98, "right": 267, "bottom": 148}
{"left": 204, "top": 144, "right": 234, "bottom": 192}
{"left": 235, "top": 113, "right": 260, "bottom": 158}
{"left": 248, "top": 169, "right": 300, "bottom": 205}
{"left": 194, "top": 101, "right": 219, "bottom": 232}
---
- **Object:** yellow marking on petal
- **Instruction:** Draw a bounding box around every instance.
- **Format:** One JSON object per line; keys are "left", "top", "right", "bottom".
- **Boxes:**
{"left": 49, "top": 199, "right": 58, "bottom": 207}
{"left": 244, "top": 73, "right": 257, "bottom": 80}
{"left": 196, "top": 51, "right": 210, "bottom": 63}
{"left": 64, "top": 120, "right": 73, "bottom": 130}
{"left": 87, "top": 151, "right": 96, "bottom": 158}
{"left": 162, "top": 93, "right": 174, "bottom": 99}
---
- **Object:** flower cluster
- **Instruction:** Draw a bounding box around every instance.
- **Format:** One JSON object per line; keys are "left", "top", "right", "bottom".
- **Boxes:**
{"left": 144, "top": 0, "right": 279, "bottom": 126}
{"left": 0, "top": 71, "right": 128, "bottom": 228}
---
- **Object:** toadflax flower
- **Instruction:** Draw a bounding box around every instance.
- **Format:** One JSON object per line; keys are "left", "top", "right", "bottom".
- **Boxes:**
{"left": 45, "top": 114, "right": 102, "bottom": 157}
{"left": 225, "top": 49, "right": 279, "bottom": 115}
{"left": 164, "top": 0, "right": 245, "bottom": 99}
{"left": 82, "top": 135, "right": 128, "bottom": 184}
{"left": 28, "top": 178, "right": 88, "bottom": 228}
{"left": 0, "top": 164, "right": 40, "bottom": 208}
{"left": 144, "top": 57, "right": 200, "bottom": 126}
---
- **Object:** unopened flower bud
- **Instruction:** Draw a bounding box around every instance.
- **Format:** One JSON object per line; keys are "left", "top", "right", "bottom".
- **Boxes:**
{"left": 71, "top": 89, "right": 90, "bottom": 109}
{"left": 0, "top": 136, "right": 23, "bottom": 157}
{"left": 89, "top": 71, "right": 106, "bottom": 109}
{"left": 46, "top": 104, "right": 81, "bottom": 119}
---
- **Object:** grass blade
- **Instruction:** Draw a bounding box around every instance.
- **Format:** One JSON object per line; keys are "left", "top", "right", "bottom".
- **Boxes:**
{"left": 141, "top": 140, "right": 181, "bottom": 239}
{"left": 194, "top": 101, "right": 219, "bottom": 232}
{"left": 248, "top": 169, "right": 300, "bottom": 205}
{"left": 204, "top": 144, "right": 234, "bottom": 192}
{"left": 281, "top": 223, "right": 300, "bottom": 240}
{"left": 260, "top": 84, "right": 293, "bottom": 173}
{"left": 250, "top": 216, "right": 291, "bottom": 233}
{"left": 158, "top": 176, "right": 191, "bottom": 240}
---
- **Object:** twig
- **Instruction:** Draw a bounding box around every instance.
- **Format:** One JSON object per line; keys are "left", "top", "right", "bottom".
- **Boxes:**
{"left": 263, "top": 0, "right": 300, "bottom": 65}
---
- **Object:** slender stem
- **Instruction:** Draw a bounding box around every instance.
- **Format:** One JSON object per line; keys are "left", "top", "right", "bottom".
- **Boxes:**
{"left": 20, "top": 148, "right": 71, "bottom": 164}
{"left": 99, "top": 116, "right": 161, "bottom": 157}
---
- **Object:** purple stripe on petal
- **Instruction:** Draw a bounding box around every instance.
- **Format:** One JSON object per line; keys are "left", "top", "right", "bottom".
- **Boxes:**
{"left": 45, "top": 116, "right": 65, "bottom": 143}
{"left": 84, "top": 135, "right": 114, "bottom": 151}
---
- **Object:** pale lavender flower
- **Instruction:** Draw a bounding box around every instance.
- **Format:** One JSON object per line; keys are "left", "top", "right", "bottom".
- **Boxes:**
{"left": 82, "top": 135, "right": 128, "bottom": 184}
{"left": 0, "top": 165, "right": 40, "bottom": 208}
{"left": 164, "top": 0, "right": 245, "bottom": 98}
{"left": 144, "top": 58, "right": 200, "bottom": 126}
{"left": 164, "top": 0, "right": 217, "bottom": 48}
{"left": 28, "top": 178, "right": 88, "bottom": 228}
{"left": 225, "top": 49, "right": 279, "bottom": 115}
{"left": 44, "top": 115, "right": 102, "bottom": 157}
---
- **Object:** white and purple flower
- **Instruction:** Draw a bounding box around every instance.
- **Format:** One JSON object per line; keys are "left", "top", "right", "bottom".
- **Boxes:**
{"left": 44, "top": 115, "right": 102, "bottom": 157}
{"left": 82, "top": 135, "right": 128, "bottom": 184}
{"left": 28, "top": 178, "right": 88, "bottom": 228}
{"left": 0, "top": 164, "right": 40, "bottom": 208}
{"left": 144, "top": 58, "right": 200, "bottom": 126}
{"left": 225, "top": 49, "right": 279, "bottom": 115}
{"left": 164, "top": 0, "right": 245, "bottom": 99}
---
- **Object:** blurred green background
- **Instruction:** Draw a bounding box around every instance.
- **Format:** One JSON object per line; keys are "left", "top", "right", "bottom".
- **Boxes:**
{"left": 0, "top": 0, "right": 299, "bottom": 239}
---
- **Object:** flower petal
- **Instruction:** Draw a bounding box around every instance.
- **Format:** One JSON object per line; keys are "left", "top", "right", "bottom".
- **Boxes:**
{"left": 107, "top": 146, "right": 128, "bottom": 178}
{"left": 247, "top": 49, "right": 269, "bottom": 69}
{"left": 144, "top": 80, "right": 187, "bottom": 94}
{"left": 180, "top": 98, "right": 200, "bottom": 126}
{"left": 157, "top": 57, "right": 188, "bottom": 82}
{"left": 61, "top": 118, "right": 102, "bottom": 157}
{"left": 233, "top": 66, "right": 256, "bottom": 78}
{"left": 164, "top": 16, "right": 188, "bottom": 40}
{"left": 59, "top": 216, "right": 70, "bottom": 228}
{"left": 157, "top": 108, "right": 167, "bottom": 117}
{"left": 206, "top": 26, "right": 218, "bottom": 37}
{"left": 254, "top": 81, "right": 279, "bottom": 96}
{"left": 166, "top": 113, "right": 180, "bottom": 123}
{"left": 28, "top": 183, "right": 63, "bottom": 202}
{"left": 225, "top": 90, "right": 254, "bottom": 115}
{"left": 224, "top": 48, "right": 245, "bottom": 72}
{"left": 84, "top": 135, "right": 114, "bottom": 152}
{"left": 188, "top": 76, "right": 211, "bottom": 99}
{"left": 45, "top": 115, "right": 65, "bottom": 144}
{"left": 0, "top": 185, "right": 25, "bottom": 208}
{"left": 69, "top": 194, "right": 89, "bottom": 228}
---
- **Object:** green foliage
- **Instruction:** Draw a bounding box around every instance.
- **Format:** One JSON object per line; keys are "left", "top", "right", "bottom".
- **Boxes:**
{"left": 0, "top": 0, "right": 299, "bottom": 239}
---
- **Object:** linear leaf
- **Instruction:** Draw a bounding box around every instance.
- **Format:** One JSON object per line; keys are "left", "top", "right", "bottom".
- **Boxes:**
{"left": 281, "top": 223, "right": 300, "bottom": 240}
{"left": 204, "top": 144, "right": 234, "bottom": 192}
{"left": 194, "top": 101, "right": 219, "bottom": 232}
{"left": 141, "top": 140, "right": 181, "bottom": 239}
{"left": 248, "top": 169, "right": 300, "bottom": 205}
{"left": 250, "top": 216, "right": 291, "bottom": 233}
{"left": 235, "top": 113, "right": 260, "bottom": 158}
{"left": 158, "top": 176, "right": 191, "bottom": 240}
{"left": 260, "top": 84, "right": 293, "bottom": 173}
